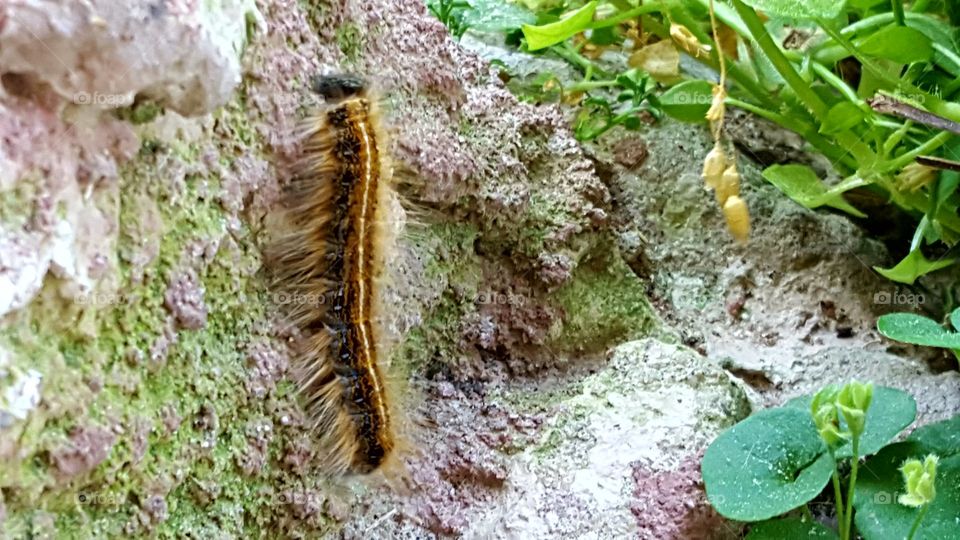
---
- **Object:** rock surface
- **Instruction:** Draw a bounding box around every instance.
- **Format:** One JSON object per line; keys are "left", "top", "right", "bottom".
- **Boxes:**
{"left": 0, "top": 0, "right": 957, "bottom": 539}
{"left": 586, "top": 120, "right": 960, "bottom": 426}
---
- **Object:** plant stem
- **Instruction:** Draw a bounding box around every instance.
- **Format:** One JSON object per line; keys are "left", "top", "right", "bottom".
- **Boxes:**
{"left": 551, "top": 43, "right": 612, "bottom": 78}
{"left": 811, "top": 63, "right": 863, "bottom": 106}
{"left": 884, "top": 131, "right": 954, "bottom": 172}
{"left": 731, "top": 0, "right": 827, "bottom": 119}
{"left": 818, "top": 22, "right": 960, "bottom": 124}
{"left": 844, "top": 437, "right": 861, "bottom": 540}
{"left": 735, "top": 8, "right": 875, "bottom": 164}
{"left": 891, "top": 0, "right": 906, "bottom": 26}
{"left": 725, "top": 98, "right": 856, "bottom": 169}
{"left": 689, "top": 0, "right": 748, "bottom": 36}
{"left": 906, "top": 505, "right": 930, "bottom": 540}
{"left": 589, "top": 2, "right": 663, "bottom": 29}
{"left": 565, "top": 80, "right": 619, "bottom": 92}
{"left": 835, "top": 12, "right": 923, "bottom": 38}
{"left": 668, "top": 5, "right": 776, "bottom": 108}
{"left": 832, "top": 467, "right": 847, "bottom": 539}
{"left": 933, "top": 43, "right": 960, "bottom": 76}
{"left": 882, "top": 121, "right": 913, "bottom": 159}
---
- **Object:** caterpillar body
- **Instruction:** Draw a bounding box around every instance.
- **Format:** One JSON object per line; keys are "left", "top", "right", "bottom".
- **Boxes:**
{"left": 269, "top": 75, "right": 399, "bottom": 475}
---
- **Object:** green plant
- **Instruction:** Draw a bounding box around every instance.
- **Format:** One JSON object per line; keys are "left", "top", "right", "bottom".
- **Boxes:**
{"left": 427, "top": 0, "right": 474, "bottom": 39}
{"left": 702, "top": 380, "right": 960, "bottom": 539}
{"left": 428, "top": 0, "right": 960, "bottom": 275}
{"left": 427, "top": 0, "right": 537, "bottom": 40}
{"left": 877, "top": 306, "right": 960, "bottom": 362}
{"left": 573, "top": 68, "right": 661, "bottom": 138}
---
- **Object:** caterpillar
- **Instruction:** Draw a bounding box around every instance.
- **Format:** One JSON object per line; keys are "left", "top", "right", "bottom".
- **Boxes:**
{"left": 268, "top": 74, "right": 400, "bottom": 475}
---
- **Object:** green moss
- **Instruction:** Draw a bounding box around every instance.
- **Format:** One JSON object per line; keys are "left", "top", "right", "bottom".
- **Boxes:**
{"left": 335, "top": 22, "right": 365, "bottom": 64}
{"left": 299, "top": 0, "right": 330, "bottom": 33}
{"left": 517, "top": 192, "right": 566, "bottom": 256}
{"left": 547, "top": 242, "right": 657, "bottom": 354}
{"left": 0, "top": 91, "right": 335, "bottom": 538}
{"left": 114, "top": 100, "right": 164, "bottom": 125}
{"left": 0, "top": 172, "right": 38, "bottom": 228}
{"left": 392, "top": 222, "right": 481, "bottom": 375}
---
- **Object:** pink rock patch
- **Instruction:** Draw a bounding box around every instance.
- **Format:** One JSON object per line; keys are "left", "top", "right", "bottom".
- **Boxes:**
{"left": 50, "top": 424, "right": 117, "bottom": 480}
{"left": 630, "top": 454, "right": 738, "bottom": 540}
{"left": 163, "top": 269, "right": 207, "bottom": 330}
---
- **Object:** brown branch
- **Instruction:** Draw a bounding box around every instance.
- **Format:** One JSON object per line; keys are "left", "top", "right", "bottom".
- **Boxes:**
{"left": 917, "top": 155, "right": 960, "bottom": 172}
{"left": 868, "top": 95, "right": 960, "bottom": 135}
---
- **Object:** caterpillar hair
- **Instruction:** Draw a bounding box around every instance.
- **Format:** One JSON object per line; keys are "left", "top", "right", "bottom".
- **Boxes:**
{"left": 269, "top": 74, "right": 401, "bottom": 475}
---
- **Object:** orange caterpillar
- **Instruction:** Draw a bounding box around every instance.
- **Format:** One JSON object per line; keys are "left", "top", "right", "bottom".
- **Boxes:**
{"left": 269, "top": 75, "right": 399, "bottom": 474}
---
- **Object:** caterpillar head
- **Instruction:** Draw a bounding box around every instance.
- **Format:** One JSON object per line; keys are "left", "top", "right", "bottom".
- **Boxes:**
{"left": 312, "top": 74, "right": 367, "bottom": 102}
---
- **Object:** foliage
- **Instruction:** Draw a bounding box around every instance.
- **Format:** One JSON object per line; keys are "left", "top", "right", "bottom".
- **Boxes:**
{"left": 702, "top": 381, "right": 960, "bottom": 540}
{"left": 425, "top": 0, "right": 960, "bottom": 283}
{"left": 427, "top": 0, "right": 474, "bottom": 39}
{"left": 877, "top": 306, "right": 960, "bottom": 362}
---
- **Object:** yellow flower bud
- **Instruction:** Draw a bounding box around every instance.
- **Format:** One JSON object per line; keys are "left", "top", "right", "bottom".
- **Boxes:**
{"left": 702, "top": 143, "right": 726, "bottom": 189}
{"left": 715, "top": 165, "right": 740, "bottom": 206}
{"left": 706, "top": 84, "right": 727, "bottom": 124}
{"left": 723, "top": 195, "right": 750, "bottom": 244}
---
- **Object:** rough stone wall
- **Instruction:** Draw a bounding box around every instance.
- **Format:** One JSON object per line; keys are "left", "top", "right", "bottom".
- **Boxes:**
{"left": 0, "top": 0, "right": 667, "bottom": 537}
{"left": 3, "top": 1, "right": 954, "bottom": 538}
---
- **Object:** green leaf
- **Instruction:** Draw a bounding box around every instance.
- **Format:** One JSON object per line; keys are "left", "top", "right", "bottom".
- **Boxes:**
{"left": 951, "top": 307, "right": 960, "bottom": 332}
{"left": 819, "top": 102, "right": 865, "bottom": 135}
{"left": 785, "top": 387, "right": 916, "bottom": 459}
{"left": 702, "top": 408, "right": 835, "bottom": 521}
{"left": 854, "top": 443, "right": 960, "bottom": 540}
{"left": 746, "top": 518, "right": 840, "bottom": 539}
{"left": 873, "top": 249, "right": 957, "bottom": 285}
{"left": 858, "top": 26, "right": 934, "bottom": 64}
{"left": 740, "top": 0, "right": 844, "bottom": 19}
{"left": 521, "top": 1, "right": 597, "bottom": 51}
{"left": 658, "top": 80, "right": 714, "bottom": 123}
{"left": 588, "top": 26, "right": 617, "bottom": 45}
{"left": 907, "top": 15, "right": 960, "bottom": 77}
{"left": 907, "top": 414, "right": 960, "bottom": 459}
{"left": 461, "top": 0, "right": 535, "bottom": 33}
{"left": 762, "top": 164, "right": 867, "bottom": 217}
{"left": 877, "top": 312, "right": 960, "bottom": 349}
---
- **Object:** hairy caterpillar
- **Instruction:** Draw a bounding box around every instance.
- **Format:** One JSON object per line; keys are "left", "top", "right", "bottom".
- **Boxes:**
{"left": 269, "top": 74, "right": 400, "bottom": 475}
